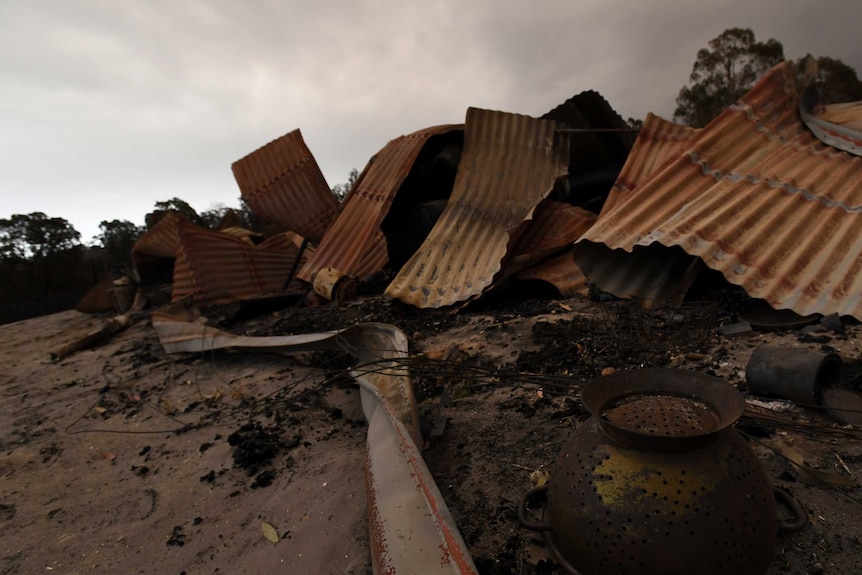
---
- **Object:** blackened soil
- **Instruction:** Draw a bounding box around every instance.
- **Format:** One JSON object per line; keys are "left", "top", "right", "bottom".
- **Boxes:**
{"left": 227, "top": 422, "right": 282, "bottom": 476}
{"left": 515, "top": 300, "right": 718, "bottom": 378}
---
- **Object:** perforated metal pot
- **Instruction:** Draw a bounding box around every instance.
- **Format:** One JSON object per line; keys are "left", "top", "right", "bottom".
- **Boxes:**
{"left": 519, "top": 368, "right": 804, "bottom": 575}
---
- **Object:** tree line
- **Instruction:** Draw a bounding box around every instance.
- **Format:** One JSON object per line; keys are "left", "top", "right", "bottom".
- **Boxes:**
{"left": 0, "top": 198, "right": 262, "bottom": 321}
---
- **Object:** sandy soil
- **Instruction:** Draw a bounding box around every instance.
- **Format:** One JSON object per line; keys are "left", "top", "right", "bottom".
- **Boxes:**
{"left": 0, "top": 311, "right": 370, "bottom": 574}
{"left": 2, "top": 291, "right": 862, "bottom": 574}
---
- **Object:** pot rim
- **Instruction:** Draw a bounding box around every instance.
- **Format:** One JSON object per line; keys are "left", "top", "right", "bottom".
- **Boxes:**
{"left": 581, "top": 368, "right": 745, "bottom": 449}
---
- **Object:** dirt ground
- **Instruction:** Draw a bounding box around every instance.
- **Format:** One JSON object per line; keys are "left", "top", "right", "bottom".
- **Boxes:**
{"left": 2, "top": 287, "right": 862, "bottom": 574}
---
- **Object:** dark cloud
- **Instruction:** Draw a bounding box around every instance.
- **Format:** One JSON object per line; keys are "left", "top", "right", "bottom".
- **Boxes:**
{"left": 2, "top": 0, "right": 861, "bottom": 240}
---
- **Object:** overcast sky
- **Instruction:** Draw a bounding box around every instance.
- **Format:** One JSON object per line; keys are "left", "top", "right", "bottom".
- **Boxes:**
{"left": 2, "top": 0, "right": 861, "bottom": 243}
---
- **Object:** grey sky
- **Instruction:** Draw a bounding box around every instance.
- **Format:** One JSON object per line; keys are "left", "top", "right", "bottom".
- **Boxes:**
{"left": 2, "top": 0, "right": 861, "bottom": 243}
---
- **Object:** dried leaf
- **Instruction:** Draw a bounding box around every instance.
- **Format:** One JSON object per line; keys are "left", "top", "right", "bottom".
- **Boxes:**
{"left": 529, "top": 469, "right": 550, "bottom": 488}
{"left": 202, "top": 389, "right": 222, "bottom": 401}
{"left": 262, "top": 521, "right": 279, "bottom": 543}
{"left": 92, "top": 406, "right": 107, "bottom": 414}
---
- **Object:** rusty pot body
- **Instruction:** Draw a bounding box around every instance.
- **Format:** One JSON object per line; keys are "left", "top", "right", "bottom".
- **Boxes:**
{"left": 545, "top": 369, "right": 778, "bottom": 575}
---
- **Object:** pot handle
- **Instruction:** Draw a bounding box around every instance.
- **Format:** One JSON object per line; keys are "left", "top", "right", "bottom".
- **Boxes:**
{"left": 517, "top": 485, "right": 551, "bottom": 532}
{"left": 774, "top": 487, "right": 807, "bottom": 533}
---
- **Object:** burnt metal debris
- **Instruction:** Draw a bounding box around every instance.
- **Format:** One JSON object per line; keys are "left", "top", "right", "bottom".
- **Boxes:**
{"left": 520, "top": 369, "right": 806, "bottom": 575}
{"left": 386, "top": 108, "right": 570, "bottom": 308}
{"left": 232, "top": 129, "right": 340, "bottom": 244}
{"left": 71, "top": 58, "right": 862, "bottom": 574}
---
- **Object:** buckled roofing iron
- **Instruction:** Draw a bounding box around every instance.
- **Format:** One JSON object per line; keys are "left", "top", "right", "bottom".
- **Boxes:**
{"left": 298, "top": 124, "right": 462, "bottom": 283}
{"left": 508, "top": 200, "right": 596, "bottom": 296}
{"left": 132, "top": 211, "right": 188, "bottom": 283}
{"left": 571, "top": 114, "right": 703, "bottom": 307}
{"left": 172, "top": 221, "right": 309, "bottom": 305}
{"left": 576, "top": 60, "right": 862, "bottom": 318}
{"left": 386, "top": 108, "right": 569, "bottom": 308}
{"left": 232, "top": 129, "right": 340, "bottom": 243}
{"left": 602, "top": 114, "right": 699, "bottom": 215}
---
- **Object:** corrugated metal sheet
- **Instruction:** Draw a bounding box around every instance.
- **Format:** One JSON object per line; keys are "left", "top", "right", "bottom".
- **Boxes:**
{"left": 571, "top": 114, "right": 702, "bottom": 306}
{"left": 573, "top": 243, "right": 704, "bottom": 307}
{"left": 298, "top": 124, "right": 462, "bottom": 283}
{"left": 133, "top": 212, "right": 184, "bottom": 260}
{"left": 602, "top": 114, "right": 699, "bottom": 216}
{"left": 172, "top": 221, "right": 308, "bottom": 305}
{"left": 510, "top": 201, "right": 596, "bottom": 295}
{"left": 232, "top": 129, "right": 340, "bottom": 243}
{"left": 515, "top": 252, "right": 588, "bottom": 296}
{"left": 511, "top": 201, "right": 596, "bottom": 258}
{"left": 576, "top": 60, "right": 862, "bottom": 318}
{"left": 132, "top": 212, "right": 188, "bottom": 282}
{"left": 386, "top": 108, "right": 569, "bottom": 308}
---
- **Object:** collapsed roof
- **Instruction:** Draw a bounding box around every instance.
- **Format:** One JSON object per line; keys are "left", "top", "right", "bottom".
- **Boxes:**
{"left": 125, "top": 60, "right": 862, "bottom": 320}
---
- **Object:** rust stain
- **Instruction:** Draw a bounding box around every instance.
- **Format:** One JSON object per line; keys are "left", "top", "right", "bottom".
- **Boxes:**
{"left": 365, "top": 446, "right": 396, "bottom": 575}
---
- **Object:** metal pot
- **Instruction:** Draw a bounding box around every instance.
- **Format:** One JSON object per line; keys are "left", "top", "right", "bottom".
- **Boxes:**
{"left": 519, "top": 368, "right": 805, "bottom": 575}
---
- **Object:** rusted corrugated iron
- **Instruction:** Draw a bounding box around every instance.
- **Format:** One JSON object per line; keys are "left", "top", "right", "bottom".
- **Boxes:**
{"left": 214, "top": 209, "right": 244, "bottom": 231}
{"left": 602, "top": 114, "right": 699, "bottom": 216}
{"left": 577, "top": 60, "right": 862, "bottom": 318}
{"left": 573, "top": 243, "right": 704, "bottom": 307}
{"left": 506, "top": 201, "right": 595, "bottom": 295}
{"left": 515, "top": 252, "right": 588, "bottom": 296}
{"left": 172, "top": 221, "right": 309, "bottom": 305}
{"left": 386, "top": 108, "right": 569, "bottom": 308}
{"left": 132, "top": 212, "right": 188, "bottom": 284}
{"left": 232, "top": 129, "right": 340, "bottom": 243}
{"left": 571, "top": 114, "right": 702, "bottom": 306}
{"left": 298, "top": 125, "right": 462, "bottom": 284}
{"left": 150, "top": 309, "right": 478, "bottom": 574}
